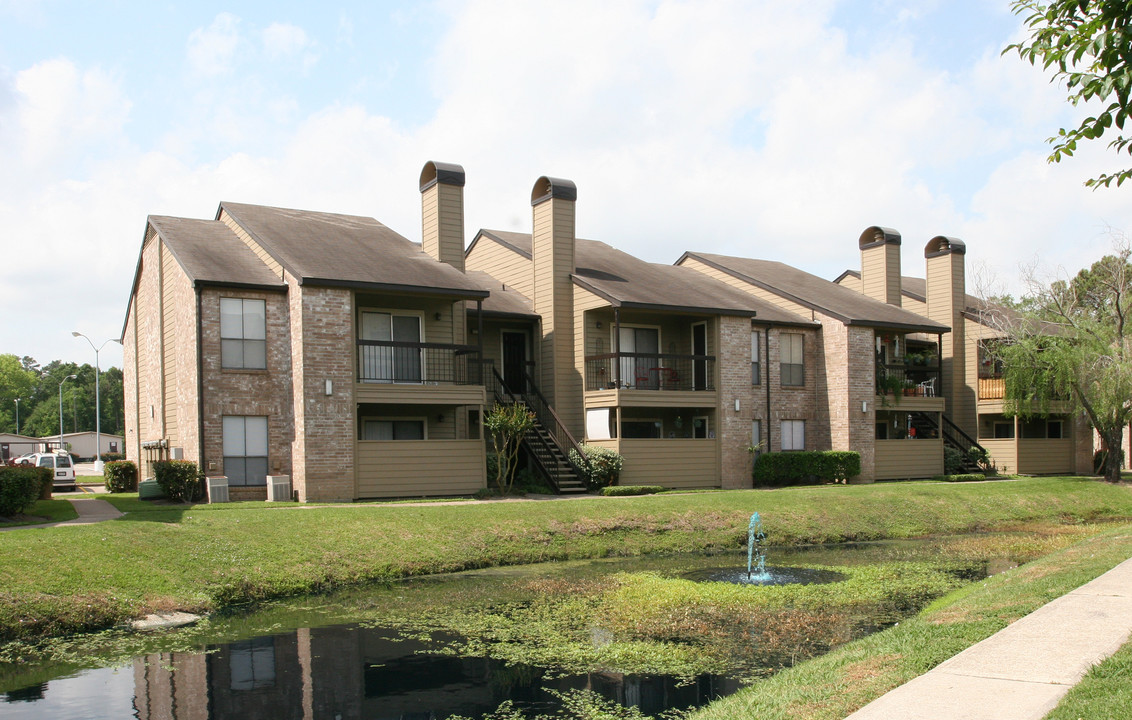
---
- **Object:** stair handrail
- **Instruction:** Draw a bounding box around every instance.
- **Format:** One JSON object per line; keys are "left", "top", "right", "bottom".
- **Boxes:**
{"left": 917, "top": 413, "right": 991, "bottom": 470}
{"left": 490, "top": 368, "right": 588, "bottom": 491}
{"left": 519, "top": 369, "right": 590, "bottom": 478}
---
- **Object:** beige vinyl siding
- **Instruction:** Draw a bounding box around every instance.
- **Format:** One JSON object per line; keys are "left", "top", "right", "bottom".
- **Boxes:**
{"left": 587, "top": 438, "right": 718, "bottom": 488}
{"left": 356, "top": 440, "right": 485, "bottom": 497}
{"left": 874, "top": 439, "right": 944, "bottom": 479}
{"left": 980, "top": 438, "right": 1017, "bottom": 474}
{"left": 466, "top": 236, "right": 535, "bottom": 299}
{"left": 680, "top": 256, "right": 813, "bottom": 318}
{"left": 218, "top": 209, "right": 284, "bottom": 279}
{"left": 421, "top": 182, "right": 465, "bottom": 271}
{"left": 355, "top": 383, "right": 485, "bottom": 405}
{"left": 574, "top": 286, "right": 609, "bottom": 391}
{"left": 861, "top": 244, "right": 901, "bottom": 306}
{"left": 837, "top": 274, "right": 863, "bottom": 293}
{"left": 532, "top": 197, "right": 581, "bottom": 436}
{"left": 1018, "top": 438, "right": 1075, "bottom": 474}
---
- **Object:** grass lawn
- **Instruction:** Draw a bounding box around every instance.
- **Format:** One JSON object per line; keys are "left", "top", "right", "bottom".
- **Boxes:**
{"left": 0, "top": 500, "right": 78, "bottom": 528}
{"left": 0, "top": 476, "right": 1129, "bottom": 648}
{"left": 1046, "top": 637, "right": 1132, "bottom": 720}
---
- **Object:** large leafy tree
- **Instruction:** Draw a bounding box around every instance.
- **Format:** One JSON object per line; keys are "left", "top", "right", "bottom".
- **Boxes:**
{"left": 985, "top": 245, "right": 1132, "bottom": 481}
{"left": 1005, "top": 1, "right": 1132, "bottom": 188}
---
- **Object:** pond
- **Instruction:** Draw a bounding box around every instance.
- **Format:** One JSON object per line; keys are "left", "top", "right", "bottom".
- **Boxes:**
{"left": 0, "top": 531, "right": 1066, "bottom": 720}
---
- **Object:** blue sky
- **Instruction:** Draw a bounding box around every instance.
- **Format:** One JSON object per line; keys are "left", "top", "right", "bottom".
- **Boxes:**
{"left": 3, "top": 0, "right": 1131, "bottom": 369}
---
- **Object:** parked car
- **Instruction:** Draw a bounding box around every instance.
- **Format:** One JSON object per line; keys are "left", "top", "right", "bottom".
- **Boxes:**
{"left": 28, "top": 453, "right": 77, "bottom": 491}
{"left": 7, "top": 453, "right": 36, "bottom": 467}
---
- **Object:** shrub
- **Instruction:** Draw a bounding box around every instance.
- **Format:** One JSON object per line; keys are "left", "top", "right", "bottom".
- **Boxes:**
{"left": 569, "top": 445, "right": 624, "bottom": 490}
{"left": 933, "top": 473, "right": 989, "bottom": 483}
{"left": 943, "top": 446, "right": 965, "bottom": 475}
{"left": 753, "top": 451, "right": 862, "bottom": 487}
{"left": 104, "top": 461, "right": 138, "bottom": 493}
{"left": 100, "top": 452, "right": 125, "bottom": 463}
{"left": 600, "top": 485, "right": 663, "bottom": 496}
{"left": 0, "top": 466, "right": 50, "bottom": 516}
{"left": 153, "top": 460, "right": 204, "bottom": 503}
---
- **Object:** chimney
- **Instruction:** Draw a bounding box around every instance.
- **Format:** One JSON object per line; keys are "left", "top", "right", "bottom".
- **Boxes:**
{"left": 419, "top": 161, "right": 466, "bottom": 272}
{"left": 530, "top": 176, "right": 577, "bottom": 421}
{"left": 858, "top": 226, "right": 903, "bottom": 306}
{"left": 925, "top": 236, "right": 972, "bottom": 435}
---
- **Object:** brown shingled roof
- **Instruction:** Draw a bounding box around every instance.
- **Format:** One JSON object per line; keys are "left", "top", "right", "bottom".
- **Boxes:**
{"left": 474, "top": 230, "right": 816, "bottom": 325}
{"left": 149, "top": 216, "right": 285, "bottom": 289}
{"left": 684, "top": 253, "right": 949, "bottom": 333}
{"left": 465, "top": 270, "right": 537, "bottom": 318}
{"left": 220, "top": 202, "right": 488, "bottom": 298}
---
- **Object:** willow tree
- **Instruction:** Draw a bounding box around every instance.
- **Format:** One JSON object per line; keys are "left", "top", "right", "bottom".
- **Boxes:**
{"left": 985, "top": 246, "right": 1132, "bottom": 481}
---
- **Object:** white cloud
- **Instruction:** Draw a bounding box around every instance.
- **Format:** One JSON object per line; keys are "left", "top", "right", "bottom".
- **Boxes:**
{"left": 186, "top": 13, "right": 242, "bottom": 77}
{"left": 262, "top": 22, "right": 309, "bottom": 57}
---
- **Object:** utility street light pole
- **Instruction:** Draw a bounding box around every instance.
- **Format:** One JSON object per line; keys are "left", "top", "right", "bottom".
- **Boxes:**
{"left": 13, "top": 398, "right": 19, "bottom": 435}
{"left": 72, "top": 332, "right": 122, "bottom": 472}
{"left": 59, "top": 374, "right": 76, "bottom": 455}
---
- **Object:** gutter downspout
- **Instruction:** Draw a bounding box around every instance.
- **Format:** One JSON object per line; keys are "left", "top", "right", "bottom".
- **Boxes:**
{"left": 765, "top": 327, "right": 772, "bottom": 452}
{"left": 196, "top": 288, "right": 206, "bottom": 471}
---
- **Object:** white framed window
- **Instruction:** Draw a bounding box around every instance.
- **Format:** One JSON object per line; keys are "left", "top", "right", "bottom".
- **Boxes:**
{"left": 781, "top": 420, "right": 805, "bottom": 451}
{"left": 780, "top": 333, "right": 804, "bottom": 387}
{"left": 223, "top": 416, "right": 268, "bottom": 486}
{"left": 751, "top": 331, "right": 761, "bottom": 385}
{"left": 751, "top": 420, "right": 762, "bottom": 453}
{"left": 617, "top": 325, "right": 661, "bottom": 389}
{"left": 220, "top": 298, "right": 267, "bottom": 369}
{"left": 361, "top": 418, "right": 426, "bottom": 440}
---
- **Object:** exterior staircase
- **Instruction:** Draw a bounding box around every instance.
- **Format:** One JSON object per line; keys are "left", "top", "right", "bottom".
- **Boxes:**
{"left": 919, "top": 413, "right": 989, "bottom": 473}
{"left": 491, "top": 368, "right": 588, "bottom": 494}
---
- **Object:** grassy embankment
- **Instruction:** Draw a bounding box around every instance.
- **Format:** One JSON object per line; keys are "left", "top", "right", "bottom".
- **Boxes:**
{"left": 0, "top": 500, "right": 77, "bottom": 527}
{"left": 688, "top": 521, "right": 1132, "bottom": 720}
{"left": 0, "top": 477, "right": 1129, "bottom": 646}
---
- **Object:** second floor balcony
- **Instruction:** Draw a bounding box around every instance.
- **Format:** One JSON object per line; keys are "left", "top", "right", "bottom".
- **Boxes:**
{"left": 357, "top": 340, "right": 486, "bottom": 385}
{"left": 584, "top": 352, "right": 715, "bottom": 392}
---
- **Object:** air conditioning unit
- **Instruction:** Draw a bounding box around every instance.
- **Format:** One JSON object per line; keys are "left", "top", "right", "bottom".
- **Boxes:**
{"left": 207, "top": 476, "right": 229, "bottom": 503}
{"left": 266, "top": 475, "right": 292, "bottom": 502}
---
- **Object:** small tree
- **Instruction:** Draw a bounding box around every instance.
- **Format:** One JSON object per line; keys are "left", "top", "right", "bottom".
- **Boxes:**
{"left": 483, "top": 403, "right": 535, "bottom": 494}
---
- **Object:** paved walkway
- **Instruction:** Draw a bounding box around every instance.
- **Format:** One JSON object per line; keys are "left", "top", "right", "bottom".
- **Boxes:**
{"left": 845, "top": 555, "right": 1132, "bottom": 720}
{"left": 0, "top": 497, "right": 123, "bottom": 532}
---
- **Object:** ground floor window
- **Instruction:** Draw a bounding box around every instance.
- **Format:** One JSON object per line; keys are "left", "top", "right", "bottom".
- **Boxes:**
{"left": 781, "top": 420, "right": 805, "bottom": 450}
{"left": 994, "top": 421, "right": 1015, "bottom": 439}
{"left": 362, "top": 419, "right": 426, "bottom": 440}
{"left": 622, "top": 420, "right": 662, "bottom": 439}
{"left": 751, "top": 420, "right": 762, "bottom": 454}
{"left": 223, "top": 416, "right": 268, "bottom": 486}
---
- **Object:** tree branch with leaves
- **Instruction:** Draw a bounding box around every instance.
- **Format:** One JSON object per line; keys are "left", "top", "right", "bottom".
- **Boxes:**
{"left": 484, "top": 402, "right": 535, "bottom": 494}
{"left": 1005, "top": 0, "right": 1132, "bottom": 188}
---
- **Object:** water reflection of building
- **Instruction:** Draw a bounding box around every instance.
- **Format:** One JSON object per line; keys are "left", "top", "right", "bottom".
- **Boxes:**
{"left": 133, "top": 625, "right": 737, "bottom": 719}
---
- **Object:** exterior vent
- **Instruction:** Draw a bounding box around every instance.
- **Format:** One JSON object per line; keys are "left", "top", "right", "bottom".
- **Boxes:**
{"left": 207, "top": 476, "right": 229, "bottom": 503}
{"left": 267, "top": 475, "right": 292, "bottom": 502}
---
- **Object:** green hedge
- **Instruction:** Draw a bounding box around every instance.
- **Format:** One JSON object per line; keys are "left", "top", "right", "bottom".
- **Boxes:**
{"left": 153, "top": 460, "right": 204, "bottom": 503}
{"left": 0, "top": 466, "right": 51, "bottom": 516}
{"left": 753, "top": 451, "right": 862, "bottom": 487}
{"left": 104, "top": 461, "right": 138, "bottom": 493}
{"left": 933, "top": 473, "right": 989, "bottom": 483}
{"left": 600, "top": 485, "right": 664, "bottom": 496}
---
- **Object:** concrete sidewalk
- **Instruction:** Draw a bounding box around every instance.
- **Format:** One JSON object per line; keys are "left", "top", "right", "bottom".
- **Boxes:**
{"left": 845, "top": 556, "right": 1132, "bottom": 720}
{"left": 0, "top": 497, "right": 123, "bottom": 532}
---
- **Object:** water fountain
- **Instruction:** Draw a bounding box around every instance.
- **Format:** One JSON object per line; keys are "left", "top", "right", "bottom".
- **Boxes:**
{"left": 685, "top": 511, "right": 845, "bottom": 586}
{"left": 747, "top": 512, "right": 770, "bottom": 581}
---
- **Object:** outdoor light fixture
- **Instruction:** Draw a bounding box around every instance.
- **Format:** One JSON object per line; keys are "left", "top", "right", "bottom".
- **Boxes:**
{"left": 862, "top": 401, "right": 868, "bottom": 413}
{"left": 325, "top": 379, "right": 333, "bottom": 396}
{"left": 734, "top": 398, "right": 741, "bottom": 412}
{"left": 72, "top": 332, "right": 122, "bottom": 472}
{"left": 59, "top": 374, "right": 77, "bottom": 454}
{"left": 434, "top": 312, "right": 443, "bottom": 321}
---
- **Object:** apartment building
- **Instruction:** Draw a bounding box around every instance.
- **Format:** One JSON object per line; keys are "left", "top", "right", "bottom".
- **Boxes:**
{"left": 124, "top": 161, "right": 1094, "bottom": 501}
{"left": 122, "top": 162, "right": 494, "bottom": 501}
{"left": 835, "top": 234, "right": 1094, "bottom": 475}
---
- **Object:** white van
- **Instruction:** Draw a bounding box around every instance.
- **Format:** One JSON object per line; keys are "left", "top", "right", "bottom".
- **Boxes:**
{"left": 31, "top": 453, "right": 77, "bottom": 491}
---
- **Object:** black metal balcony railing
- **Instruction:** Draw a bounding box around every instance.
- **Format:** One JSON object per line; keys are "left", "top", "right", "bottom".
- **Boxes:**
{"left": 357, "top": 340, "right": 486, "bottom": 385}
{"left": 876, "top": 363, "right": 941, "bottom": 398}
{"left": 584, "top": 353, "right": 715, "bottom": 392}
